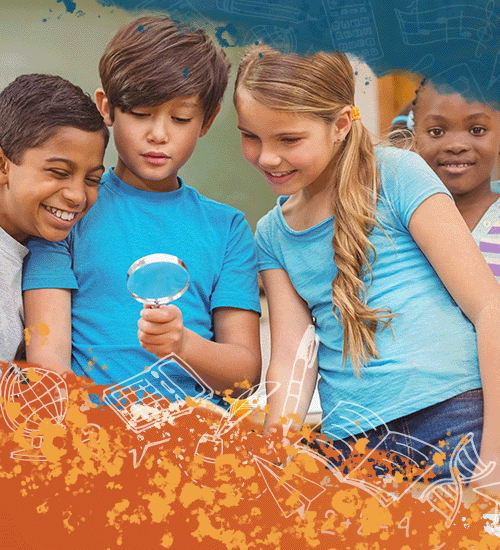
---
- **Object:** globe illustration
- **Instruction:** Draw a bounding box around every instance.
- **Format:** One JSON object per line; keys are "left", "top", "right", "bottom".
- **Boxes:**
{"left": 0, "top": 362, "right": 67, "bottom": 461}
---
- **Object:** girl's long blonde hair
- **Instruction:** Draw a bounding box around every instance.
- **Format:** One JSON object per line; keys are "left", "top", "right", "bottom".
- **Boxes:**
{"left": 235, "top": 46, "right": 394, "bottom": 376}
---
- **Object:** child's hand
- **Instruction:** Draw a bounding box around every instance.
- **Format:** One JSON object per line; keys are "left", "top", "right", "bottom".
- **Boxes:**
{"left": 137, "top": 304, "right": 185, "bottom": 359}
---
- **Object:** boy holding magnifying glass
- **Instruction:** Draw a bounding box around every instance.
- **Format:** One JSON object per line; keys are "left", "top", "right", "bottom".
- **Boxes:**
{"left": 22, "top": 16, "right": 261, "bottom": 401}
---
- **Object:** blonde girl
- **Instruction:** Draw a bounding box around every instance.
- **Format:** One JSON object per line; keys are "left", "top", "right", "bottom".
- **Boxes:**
{"left": 234, "top": 46, "right": 500, "bottom": 483}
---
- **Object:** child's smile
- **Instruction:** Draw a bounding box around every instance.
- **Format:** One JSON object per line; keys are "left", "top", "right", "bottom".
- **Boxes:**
{"left": 414, "top": 85, "right": 500, "bottom": 199}
{"left": 236, "top": 88, "right": 340, "bottom": 198}
{"left": 0, "top": 126, "right": 105, "bottom": 242}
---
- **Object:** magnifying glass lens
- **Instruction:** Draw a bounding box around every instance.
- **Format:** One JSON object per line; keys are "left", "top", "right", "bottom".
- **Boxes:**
{"left": 127, "top": 254, "right": 190, "bottom": 306}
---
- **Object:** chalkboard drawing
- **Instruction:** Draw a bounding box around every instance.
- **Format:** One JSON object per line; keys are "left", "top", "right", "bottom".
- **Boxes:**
{"left": 430, "top": 63, "right": 485, "bottom": 103}
{"left": 129, "top": 0, "right": 212, "bottom": 30}
{"left": 294, "top": 401, "right": 500, "bottom": 525}
{"left": 281, "top": 324, "right": 319, "bottom": 439}
{"left": 244, "top": 25, "right": 297, "bottom": 53}
{"left": 215, "top": 0, "right": 318, "bottom": 24}
{"left": 192, "top": 381, "right": 279, "bottom": 475}
{"left": 419, "top": 433, "right": 497, "bottom": 527}
{"left": 411, "top": 53, "right": 435, "bottom": 74}
{"left": 0, "top": 362, "right": 67, "bottom": 461}
{"left": 395, "top": 0, "right": 500, "bottom": 54}
{"left": 102, "top": 353, "right": 215, "bottom": 467}
{"left": 253, "top": 454, "right": 326, "bottom": 519}
{"left": 321, "top": 0, "right": 384, "bottom": 63}
{"left": 488, "top": 44, "right": 500, "bottom": 88}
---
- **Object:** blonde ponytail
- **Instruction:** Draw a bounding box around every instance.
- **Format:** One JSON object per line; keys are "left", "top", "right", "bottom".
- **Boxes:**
{"left": 330, "top": 120, "right": 394, "bottom": 375}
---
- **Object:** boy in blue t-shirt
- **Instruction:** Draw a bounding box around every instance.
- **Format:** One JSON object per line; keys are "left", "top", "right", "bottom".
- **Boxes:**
{"left": 23, "top": 16, "right": 261, "bottom": 398}
{"left": 0, "top": 73, "right": 108, "bottom": 362}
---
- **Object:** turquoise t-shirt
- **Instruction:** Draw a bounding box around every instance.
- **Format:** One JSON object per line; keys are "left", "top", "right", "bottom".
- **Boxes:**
{"left": 255, "top": 147, "right": 481, "bottom": 438}
{"left": 23, "top": 169, "right": 261, "bottom": 398}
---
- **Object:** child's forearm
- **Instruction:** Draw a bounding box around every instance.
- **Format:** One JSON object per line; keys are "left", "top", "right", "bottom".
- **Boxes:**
{"left": 138, "top": 305, "right": 261, "bottom": 396}
{"left": 26, "top": 346, "right": 73, "bottom": 375}
{"left": 180, "top": 327, "right": 261, "bottom": 395}
{"left": 473, "top": 302, "right": 500, "bottom": 469}
{"left": 263, "top": 358, "right": 317, "bottom": 433}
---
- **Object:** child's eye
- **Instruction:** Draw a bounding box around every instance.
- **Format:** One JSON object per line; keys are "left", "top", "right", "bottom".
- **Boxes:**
{"left": 130, "top": 111, "right": 149, "bottom": 118}
{"left": 281, "top": 137, "right": 301, "bottom": 144}
{"left": 241, "top": 132, "right": 258, "bottom": 140}
{"left": 49, "top": 169, "right": 68, "bottom": 178}
{"left": 428, "top": 128, "right": 444, "bottom": 137}
{"left": 85, "top": 177, "right": 102, "bottom": 187}
{"left": 172, "top": 117, "right": 191, "bottom": 123}
{"left": 470, "top": 126, "right": 486, "bottom": 135}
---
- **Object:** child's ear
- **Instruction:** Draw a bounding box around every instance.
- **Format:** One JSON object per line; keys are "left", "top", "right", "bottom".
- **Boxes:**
{"left": 199, "top": 104, "right": 221, "bottom": 137}
{"left": 0, "top": 147, "right": 10, "bottom": 186}
{"left": 334, "top": 106, "right": 354, "bottom": 142}
{"left": 94, "top": 88, "right": 114, "bottom": 126}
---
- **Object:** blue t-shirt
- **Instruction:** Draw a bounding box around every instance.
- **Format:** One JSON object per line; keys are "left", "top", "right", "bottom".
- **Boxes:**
{"left": 23, "top": 168, "right": 260, "bottom": 398}
{"left": 255, "top": 147, "right": 481, "bottom": 438}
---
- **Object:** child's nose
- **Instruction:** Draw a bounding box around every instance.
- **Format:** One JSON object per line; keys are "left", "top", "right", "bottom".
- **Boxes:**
{"left": 258, "top": 146, "right": 280, "bottom": 168}
{"left": 147, "top": 118, "right": 168, "bottom": 144}
{"left": 62, "top": 178, "right": 87, "bottom": 206}
{"left": 444, "top": 135, "right": 471, "bottom": 154}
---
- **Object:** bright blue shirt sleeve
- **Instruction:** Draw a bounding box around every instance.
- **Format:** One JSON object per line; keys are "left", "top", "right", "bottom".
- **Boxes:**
{"left": 211, "top": 211, "right": 260, "bottom": 311}
{"left": 24, "top": 235, "right": 77, "bottom": 290}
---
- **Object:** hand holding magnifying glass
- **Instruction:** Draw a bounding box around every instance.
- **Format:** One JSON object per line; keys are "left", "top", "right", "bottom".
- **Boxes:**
{"left": 127, "top": 253, "right": 190, "bottom": 358}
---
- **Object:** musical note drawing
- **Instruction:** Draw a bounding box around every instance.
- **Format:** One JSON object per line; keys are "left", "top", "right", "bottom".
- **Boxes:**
{"left": 395, "top": 2, "right": 500, "bottom": 51}
{"left": 320, "top": 0, "right": 384, "bottom": 63}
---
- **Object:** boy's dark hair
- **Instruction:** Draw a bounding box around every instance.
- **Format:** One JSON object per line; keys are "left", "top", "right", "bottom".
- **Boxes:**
{"left": 0, "top": 74, "right": 109, "bottom": 164}
{"left": 99, "top": 15, "right": 230, "bottom": 126}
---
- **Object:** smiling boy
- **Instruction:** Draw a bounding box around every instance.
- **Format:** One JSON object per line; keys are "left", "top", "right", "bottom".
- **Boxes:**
{"left": 22, "top": 16, "right": 261, "bottom": 399}
{"left": 0, "top": 73, "right": 108, "bottom": 361}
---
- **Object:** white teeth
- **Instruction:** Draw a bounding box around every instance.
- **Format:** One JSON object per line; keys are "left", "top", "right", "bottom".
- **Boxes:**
{"left": 44, "top": 205, "right": 77, "bottom": 221}
{"left": 444, "top": 163, "right": 471, "bottom": 167}
{"left": 270, "top": 171, "right": 293, "bottom": 177}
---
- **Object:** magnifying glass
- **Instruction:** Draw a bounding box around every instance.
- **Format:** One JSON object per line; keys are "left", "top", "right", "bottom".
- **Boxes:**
{"left": 127, "top": 253, "right": 190, "bottom": 307}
